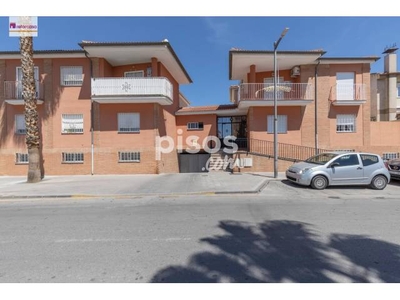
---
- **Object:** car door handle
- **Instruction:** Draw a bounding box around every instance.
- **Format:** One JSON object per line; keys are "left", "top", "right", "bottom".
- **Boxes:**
{"left": 357, "top": 167, "right": 363, "bottom": 170}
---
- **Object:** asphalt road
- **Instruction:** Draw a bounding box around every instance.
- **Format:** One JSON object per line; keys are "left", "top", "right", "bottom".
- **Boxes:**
{"left": 1, "top": 188, "right": 400, "bottom": 283}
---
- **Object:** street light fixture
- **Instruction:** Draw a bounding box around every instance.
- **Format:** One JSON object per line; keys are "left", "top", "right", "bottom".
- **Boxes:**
{"left": 273, "top": 27, "right": 289, "bottom": 178}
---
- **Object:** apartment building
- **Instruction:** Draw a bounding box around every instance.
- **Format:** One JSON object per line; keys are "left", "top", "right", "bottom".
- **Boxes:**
{"left": 176, "top": 48, "right": 400, "bottom": 172}
{"left": 370, "top": 46, "right": 400, "bottom": 121}
{"left": 0, "top": 41, "right": 192, "bottom": 175}
{"left": 2, "top": 40, "right": 400, "bottom": 175}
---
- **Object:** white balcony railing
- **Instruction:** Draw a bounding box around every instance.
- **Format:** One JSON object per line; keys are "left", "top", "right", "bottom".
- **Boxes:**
{"left": 330, "top": 83, "right": 366, "bottom": 101}
{"left": 4, "top": 81, "right": 44, "bottom": 100}
{"left": 238, "top": 83, "right": 314, "bottom": 102}
{"left": 91, "top": 77, "right": 173, "bottom": 100}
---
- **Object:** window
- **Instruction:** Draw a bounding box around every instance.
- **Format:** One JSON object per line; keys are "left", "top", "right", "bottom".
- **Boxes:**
{"left": 336, "top": 114, "right": 356, "bottom": 132}
{"left": 383, "top": 152, "right": 399, "bottom": 160}
{"left": 360, "top": 154, "right": 379, "bottom": 167}
{"left": 118, "top": 113, "right": 140, "bottom": 133}
{"left": 17, "top": 67, "right": 39, "bottom": 98}
{"left": 118, "top": 151, "right": 140, "bottom": 162}
{"left": 16, "top": 153, "right": 29, "bottom": 164}
{"left": 331, "top": 154, "right": 360, "bottom": 167}
{"left": 267, "top": 115, "right": 287, "bottom": 134}
{"left": 62, "top": 114, "right": 84, "bottom": 133}
{"left": 187, "top": 122, "right": 204, "bottom": 130}
{"left": 15, "top": 114, "right": 26, "bottom": 134}
{"left": 60, "top": 66, "right": 83, "bottom": 86}
{"left": 397, "top": 82, "right": 400, "bottom": 98}
{"left": 124, "top": 71, "right": 144, "bottom": 78}
{"left": 62, "top": 152, "right": 84, "bottom": 163}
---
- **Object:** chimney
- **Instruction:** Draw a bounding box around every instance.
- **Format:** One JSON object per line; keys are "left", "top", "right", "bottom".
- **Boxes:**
{"left": 383, "top": 45, "right": 398, "bottom": 73}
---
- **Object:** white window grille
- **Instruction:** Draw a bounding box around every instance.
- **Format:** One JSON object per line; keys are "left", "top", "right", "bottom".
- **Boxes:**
{"left": 16, "top": 153, "right": 29, "bottom": 164}
{"left": 15, "top": 114, "right": 26, "bottom": 134}
{"left": 187, "top": 122, "right": 204, "bottom": 130}
{"left": 124, "top": 71, "right": 144, "bottom": 78}
{"left": 62, "top": 114, "right": 84, "bottom": 133}
{"left": 267, "top": 115, "right": 287, "bottom": 134}
{"left": 336, "top": 114, "right": 356, "bottom": 132}
{"left": 62, "top": 152, "right": 84, "bottom": 163}
{"left": 383, "top": 152, "right": 400, "bottom": 160}
{"left": 60, "top": 66, "right": 83, "bottom": 86}
{"left": 118, "top": 113, "right": 140, "bottom": 133}
{"left": 118, "top": 152, "right": 140, "bottom": 162}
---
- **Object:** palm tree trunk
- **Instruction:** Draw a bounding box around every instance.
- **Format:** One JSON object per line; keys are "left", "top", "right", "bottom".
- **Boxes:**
{"left": 20, "top": 36, "right": 42, "bottom": 183}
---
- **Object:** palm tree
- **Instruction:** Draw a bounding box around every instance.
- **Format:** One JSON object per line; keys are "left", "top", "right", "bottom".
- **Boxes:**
{"left": 20, "top": 36, "right": 42, "bottom": 182}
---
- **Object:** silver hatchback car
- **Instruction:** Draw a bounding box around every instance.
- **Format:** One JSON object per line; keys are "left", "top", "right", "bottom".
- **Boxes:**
{"left": 286, "top": 152, "right": 390, "bottom": 190}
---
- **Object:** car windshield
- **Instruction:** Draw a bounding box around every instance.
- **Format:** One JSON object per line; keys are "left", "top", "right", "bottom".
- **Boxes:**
{"left": 305, "top": 153, "right": 339, "bottom": 165}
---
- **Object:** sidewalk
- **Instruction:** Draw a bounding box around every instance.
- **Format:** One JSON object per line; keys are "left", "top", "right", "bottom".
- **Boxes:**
{"left": 0, "top": 172, "right": 286, "bottom": 199}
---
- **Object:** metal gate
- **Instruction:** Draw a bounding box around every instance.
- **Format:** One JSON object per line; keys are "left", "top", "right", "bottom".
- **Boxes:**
{"left": 178, "top": 153, "right": 210, "bottom": 173}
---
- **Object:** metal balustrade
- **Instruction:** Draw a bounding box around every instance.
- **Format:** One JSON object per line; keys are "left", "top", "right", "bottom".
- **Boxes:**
{"left": 4, "top": 81, "right": 44, "bottom": 100}
{"left": 329, "top": 83, "right": 366, "bottom": 101}
{"left": 249, "top": 138, "right": 354, "bottom": 162}
{"left": 238, "top": 83, "right": 314, "bottom": 102}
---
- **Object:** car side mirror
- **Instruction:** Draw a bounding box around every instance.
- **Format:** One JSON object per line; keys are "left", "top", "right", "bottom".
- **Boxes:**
{"left": 330, "top": 162, "right": 339, "bottom": 168}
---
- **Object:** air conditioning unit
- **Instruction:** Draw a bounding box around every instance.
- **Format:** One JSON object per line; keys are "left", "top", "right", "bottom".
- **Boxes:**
{"left": 291, "top": 66, "right": 300, "bottom": 77}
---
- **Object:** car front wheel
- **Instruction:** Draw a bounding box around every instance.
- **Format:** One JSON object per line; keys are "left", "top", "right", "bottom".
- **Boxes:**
{"left": 370, "top": 175, "right": 387, "bottom": 190}
{"left": 311, "top": 175, "right": 328, "bottom": 190}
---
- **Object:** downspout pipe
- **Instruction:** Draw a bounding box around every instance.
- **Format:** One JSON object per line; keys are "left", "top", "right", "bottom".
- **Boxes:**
{"left": 315, "top": 59, "right": 321, "bottom": 155}
{"left": 84, "top": 51, "right": 94, "bottom": 175}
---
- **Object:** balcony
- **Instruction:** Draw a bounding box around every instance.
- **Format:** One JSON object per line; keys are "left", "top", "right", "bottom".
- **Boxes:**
{"left": 237, "top": 83, "right": 314, "bottom": 108}
{"left": 329, "top": 84, "right": 366, "bottom": 106}
{"left": 4, "top": 81, "right": 44, "bottom": 105}
{"left": 91, "top": 77, "right": 173, "bottom": 105}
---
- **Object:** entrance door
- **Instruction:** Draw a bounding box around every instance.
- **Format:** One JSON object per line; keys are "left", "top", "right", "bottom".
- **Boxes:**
{"left": 217, "top": 116, "right": 247, "bottom": 150}
{"left": 336, "top": 72, "right": 354, "bottom": 100}
{"left": 16, "top": 67, "right": 39, "bottom": 99}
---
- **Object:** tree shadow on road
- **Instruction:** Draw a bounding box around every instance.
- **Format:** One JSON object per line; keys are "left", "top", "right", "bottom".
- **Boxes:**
{"left": 151, "top": 220, "right": 400, "bottom": 283}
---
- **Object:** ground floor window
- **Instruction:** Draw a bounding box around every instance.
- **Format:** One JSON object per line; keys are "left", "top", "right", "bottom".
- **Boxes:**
{"left": 15, "top": 153, "right": 29, "bottom": 164}
{"left": 118, "top": 151, "right": 140, "bottom": 162}
{"left": 336, "top": 114, "right": 356, "bottom": 132}
{"left": 62, "top": 152, "right": 84, "bottom": 163}
{"left": 267, "top": 115, "right": 287, "bottom": 134}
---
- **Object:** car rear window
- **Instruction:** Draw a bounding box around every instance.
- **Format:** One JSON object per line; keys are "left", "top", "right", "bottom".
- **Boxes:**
{"left": 361, "top": 154, "right": 379, "bottom": 166}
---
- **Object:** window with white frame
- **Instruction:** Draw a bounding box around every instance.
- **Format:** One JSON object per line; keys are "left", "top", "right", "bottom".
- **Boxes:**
{"left": 118, "top": 113, "right": 140, "bottom": 133}
{"left": 124, "top": 71, "right": 144, "bottom": 78}
{"left": 15, "top": 153, "right": 29, "bottom": 164}
{"left": 15, "top": 114, "right": 26, "bottom": 134}
{"left": 118, "top": 151, "right": 140, "bottom": 162}
{"left": 62, "top": 114, "right": 84, "bottom": 133}
{"left": 267, "top": 115, "right": 287, "bottom": 134}
{"left": 60, "top": 66, "right": 83, "bottom": 86}
{"left": 62, "top": 152, "right": 84, "bottom": 163}
{"left": 336, "top": 114, "right": 356, "bottom": 132}
{"left": 187, "top": 122, "right": 204, "bottom": 130}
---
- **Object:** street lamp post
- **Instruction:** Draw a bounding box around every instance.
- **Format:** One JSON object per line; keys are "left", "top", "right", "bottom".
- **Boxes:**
{"left": 273, "top": 27, "right": 289, "bottom": 178}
